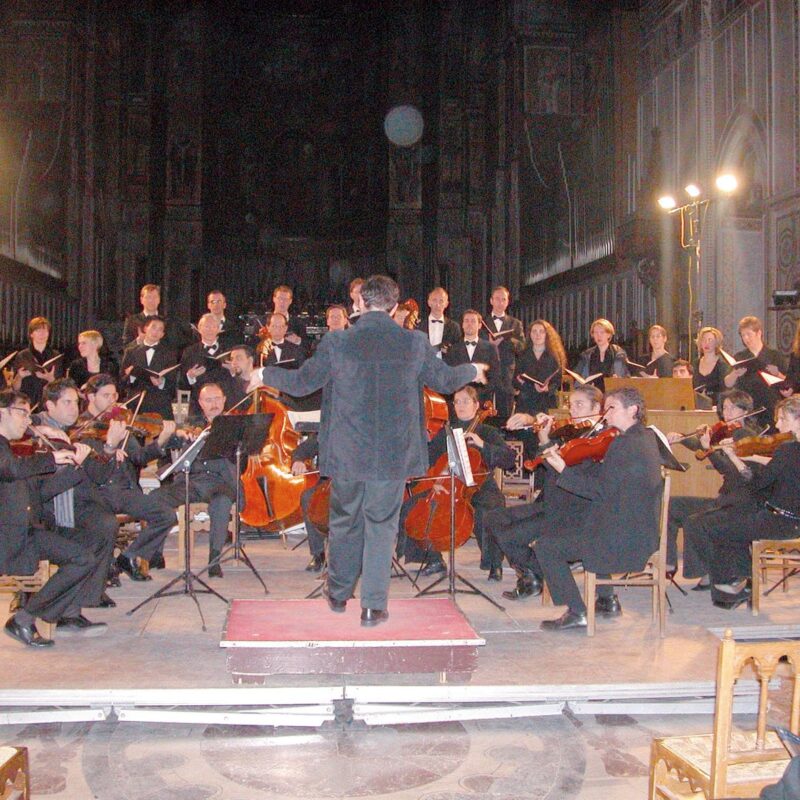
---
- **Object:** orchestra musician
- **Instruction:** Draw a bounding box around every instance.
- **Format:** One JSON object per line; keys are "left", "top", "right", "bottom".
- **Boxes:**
{"left": 249, "top": 274, "right": 487, "bottom": 626}
{"left": 666, "top": 389, "right": 760, "bottom": 586}
{"left": 12, "top": 317, "right": 64, "bottom": 409}
{"left": 180, "top": 313, "right": 235, "bottom": 418}
{"left": 222, "top": 344, "right": 257, "bottom": 408}
{"left": 0, "top": 389, "right": 99, "bottom": 648}
{"left": 149, "top": 382, "right": 237, "bottom": 577}
{"left": 574, "top": 318, "right": 630, "bottom": 391}
{"left": 513, "top": 319, "right": 567, "bottom": 416}
{"left": 68, "top": 330, "right": 119, "bottom": 387}
{"left": 419, "top": 287, "right": 461, "bottom": 357}
{"left": 271, "top": 285, "right": 305, "bottom": 346}
{"left": 485, "top": 384, "right": 604, "bottom": 600}
{"left": 291, "top": 433, "right": 326, "bottom": 572}
{"left": 77, "top": 374, "right": 180, "bottom": 582}
{"left": 703, "top": 396, "right": 800, "bottom": 609}
{"left": 30, "top": 378, "right": 120, "bottom": 629}
{"left": 398, "top": 385, "right": 515, "bottom": 580}
{"left": 480, "top": 286, "right": 525, "bottom": 418}
{"left": 445, "top": 310, "right": 501, "bottom": 407}
{"left": 533, "top": 387, "right": 662, "bottom": 631}
{"left": 121, "top": 316, "right": 179, "bottom": 421}
{"left": 723, "top": 315, "right": 784, "bottom": 428}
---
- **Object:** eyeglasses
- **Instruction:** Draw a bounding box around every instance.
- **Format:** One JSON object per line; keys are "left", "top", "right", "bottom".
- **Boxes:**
{"left": 8, "top": 407, "right": 32, "bottom": 419}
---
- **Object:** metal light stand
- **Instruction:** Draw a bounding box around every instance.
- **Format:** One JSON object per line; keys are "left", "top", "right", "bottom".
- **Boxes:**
{"left": 127, "top": 451, "right": 228, "bottom": 631}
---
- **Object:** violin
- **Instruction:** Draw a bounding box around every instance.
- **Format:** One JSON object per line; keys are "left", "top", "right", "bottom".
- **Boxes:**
{"left": 729, "top": 432, "right": 794, "bottom": 459}
{"left": 71, "top": 407, "right": 164, "bottom": 442}
{"left": 548, "top": 418, "right": 595, "bottom": 442}
{"left": 693, "top": 420, "right": 743, "bottom": 460}
{"left": 403, "top": 401, "right": 496, "bottom": 553}
{"left": 524, "top": 426, "right": 620, "bottom": 471}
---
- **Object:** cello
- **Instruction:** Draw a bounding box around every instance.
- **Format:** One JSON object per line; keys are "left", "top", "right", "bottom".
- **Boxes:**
{"left": 239, "top": 387, "right": 319, "bottom": 529}
{"left": 403, "top": 400, "right": 496, "bottom": 553}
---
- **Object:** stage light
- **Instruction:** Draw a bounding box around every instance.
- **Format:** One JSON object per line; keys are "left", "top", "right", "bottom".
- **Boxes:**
{"left": 383, "top": 105, "right": 424, "bottom": 147}
{"left": 715, "top": 173, "right": 738, "bottom": 193}
{"left": 684, "top": 183, "right": 701, "bottom": 198}
{"left": 658, "top": 195, "right": 677, "bottom": 210}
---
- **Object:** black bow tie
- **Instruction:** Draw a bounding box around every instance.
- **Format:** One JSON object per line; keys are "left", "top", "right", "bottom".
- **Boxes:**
{"left": 430, "top": 319, "right": 444, "bottom": 324}
{"left": 465, "top": 340, "right": 478, "bottom": 345}
{"left": 492, "top": 315, "right": 504, "bottom": 322}
{"left": 204, "top": 345, "right": 218, "bottom": 354}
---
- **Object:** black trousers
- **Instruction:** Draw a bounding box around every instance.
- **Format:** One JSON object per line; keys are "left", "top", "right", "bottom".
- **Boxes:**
{"left": 327, "top": 479, "right": 405, "bottom": 610}
{"left": 23, "top": 528, "right": 96, "bottom": 622}
{"left": 667, "top": 495, "right": 713, "bottom": 569}
{"left": 100, "top": 486, "right": 178, "bottom": 561}
{"left": 300, "top": 482, "right": 326, "bottom": 558}
{"left": 56, "top": 502, "right": 119, "bottom": 606}
{"left": 483, "top": 503, "right": 545, "bottom": 577}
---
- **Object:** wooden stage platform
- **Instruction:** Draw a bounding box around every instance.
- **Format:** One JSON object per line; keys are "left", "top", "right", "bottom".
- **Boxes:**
{"left": 0, "top": 532, "right": 792, "bottom": 727}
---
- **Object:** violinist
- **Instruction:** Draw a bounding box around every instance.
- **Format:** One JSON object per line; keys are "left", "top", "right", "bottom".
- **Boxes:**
{"left": 121, "top": 316, "right": 178, "bottom": 421}
{"left": 0, "top": 390, "right": 99, "bottom": 648}
{"left": 149, "top": 382, "right": 237, "bottom": 578}
{"left": 12, "top": 317, "right": 64, "bottom": 409}
{"left": 420, "top": 288, "right": 460, "bottom": 357}
{"left": 723, "top": 316, "right": 784, "bottom": 428}
{"left": 180, "top": 313, "right": 235, "bottom": 418}
{"left": 78, "top": 374, "right": 179, "bottom": 582}
{"left": 30, "top": 378, "right": 119, "bottom": 629}
{"left": 485, "top": 385, "right": 604, "bottom": 601}
{"left": 698, "top": 396, "right": 800, "bottom": 609}
{"left": 573, "top": 318, "right": 630, "bottom": 391}
{"left": 445, "top": 311, "right": 501, "bottom": 407}
{"left": 665, "top": 389, "right": 760, "bottom": 587}
{"left": 249, "top": 275, "right": 487, "bottom": 626}
{"left": 399, "top": 386, "right": 516, "bottom": 580}
{"left": 534, "top": 387, "right": 662, "bottom": 631}
{"left": 513, "top": 320, "right": 567, "bottom": 416}
{"left": 68, "top": 330, "right": 119, "bottom": 387}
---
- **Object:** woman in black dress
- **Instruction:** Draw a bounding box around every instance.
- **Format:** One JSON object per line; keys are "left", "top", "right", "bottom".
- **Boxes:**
{"left": 513, "top": 319, "right": 567, "bottom": 416}
{"left": 693, "top": 326, "right": 729, "bottom": 406}
{"left": 12, "top": 317, "right": 63, "bottom": 408}
{"left": 643, "top": 324, "right": 675, "bottom": 377}
{"left": 574, "top": 318, "right": 629, "bottom": 392}
{"left": 67, "top": 330, "right": 118, "bottom": 389}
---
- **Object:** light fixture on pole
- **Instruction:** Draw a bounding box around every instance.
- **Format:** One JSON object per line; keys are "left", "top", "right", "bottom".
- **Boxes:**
{"left": 657, "top": 174, "right": 738, "bottom": 360}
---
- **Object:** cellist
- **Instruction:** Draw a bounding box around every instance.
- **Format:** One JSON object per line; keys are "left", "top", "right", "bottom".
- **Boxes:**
{"left": 398, "top": 386, "right": 515, "bottom": 581}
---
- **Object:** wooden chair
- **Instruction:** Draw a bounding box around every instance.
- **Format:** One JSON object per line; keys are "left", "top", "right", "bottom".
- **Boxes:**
{"left": 175, "top": 503, "right": 234, "bottom": 568}
{"left": 0, "top": 746, "right": 29, "bottom": 800}
{"left": 499, "top": 441, "right": 535, "bottom": 505}
{"left": 584, "top": 470, "right": 671, "bottom": 637}
{"left": 751, "top": 536, "right": 800, "bottom": 616}
{"left": 649, "top": 630, "right": 800, "bottom": 799}
{"left": 0, "top": 561, "right": 56, "bottom": 639}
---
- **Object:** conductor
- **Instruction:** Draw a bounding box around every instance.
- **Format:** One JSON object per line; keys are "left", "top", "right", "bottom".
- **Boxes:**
{"left": 250, "top": 275, "right": 487, "bottom": 626}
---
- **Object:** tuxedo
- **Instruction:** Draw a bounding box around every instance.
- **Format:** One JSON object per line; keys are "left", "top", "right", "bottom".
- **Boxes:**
{"left": 179, "top": 341, "right": 237, "bottom": 418}
{"left": 261, "top": 340, "right": 305, "bottom": 370}
{"left": 420, "top": 316, "right": 461, "bottom": 356}
{"left": 445, "top": 339, "right": 501, "bottom": 406}
{"left": 121, "top": 341, "right": 179, "bottom": 420}
{"left": 479, "top": 314, "right": 525, "bottom": 416}
{"left": 215, "top": 317, "right": 243, "bottom": 350}
{"left": 122, "top": 313, "right": 191, "bottom": 351}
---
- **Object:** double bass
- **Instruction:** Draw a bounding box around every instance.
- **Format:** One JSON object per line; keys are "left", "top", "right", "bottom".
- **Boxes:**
{"left": 239, "top": 387, "right": 319, "bottom": 529}
{"left": 403, "top": 401, "right": 496, "bottom": 553}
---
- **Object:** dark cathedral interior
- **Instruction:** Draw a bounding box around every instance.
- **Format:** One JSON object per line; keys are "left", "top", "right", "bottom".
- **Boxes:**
{"left": 1, "top": 2, "right": 800, "bottom": 799}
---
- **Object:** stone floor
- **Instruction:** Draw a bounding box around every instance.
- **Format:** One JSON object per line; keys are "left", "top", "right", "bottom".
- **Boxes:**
{"left": 0, "top": 527, "right": 796, "bottom": 798}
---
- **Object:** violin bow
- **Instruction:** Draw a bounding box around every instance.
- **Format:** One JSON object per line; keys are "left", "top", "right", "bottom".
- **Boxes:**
{"left": 119, "top": 390, "right": 147, "bottom": 453}
{"left": 672, "top": 406, "right": 766, "bottom": 443}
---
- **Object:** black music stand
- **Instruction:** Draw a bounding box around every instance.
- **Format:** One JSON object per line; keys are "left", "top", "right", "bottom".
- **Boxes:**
{"left": 127, "top": 427, "right": 226, "bottom": 630}
{"left": 415, "top": 424, "right": 505, "bottom": 611}
{"left": 197, "top": 414, "right": 271, "bottom": 594}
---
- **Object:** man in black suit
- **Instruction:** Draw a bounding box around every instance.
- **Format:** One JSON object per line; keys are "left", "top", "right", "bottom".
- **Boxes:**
{"left": 480, "top": 285, "right": 525, "bottom": 418}
{"left": 445, "top": 310, "right": 501, "bottom": 407}
{"left": 272, "top": 285, "right": 306, "bottom": 346}
{"left": 121, "top": 317, "right": 179, "bottom": 420}
{"left": 419, "top": 287, "right": 461, "bottom": 358}
{"left": 534, "top": 387, "right": 663, "bottom": 630}
{"left": 250, "top": 275, "right": 487, "bottom": 626}
{"left": 0, "top": 390, "right": 98, "bottom": 648}
{"left": 261, "top": 312, "right": 306, "bottom": 369}
{"left": 150, "top": 382, "right": 237, "bottom": 577}
{"left": 207, "top": 290, "right": 242, "bottom": 350}
{"left": 222, "top": 345, "right": 258, "bottom": 409}
{"left": 180, "top": 314, "right": 235, "bottom": 418}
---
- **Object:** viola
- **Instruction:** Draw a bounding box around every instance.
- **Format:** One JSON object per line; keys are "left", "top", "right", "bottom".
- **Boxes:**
{"left": 403, "top": 401, "right": 496, "bottom": 553}
{"left": 239, "top": 387, "right": 319, "bottom": 530}
{"left": 524, "top": 426, "right": 620, "bottom": 471}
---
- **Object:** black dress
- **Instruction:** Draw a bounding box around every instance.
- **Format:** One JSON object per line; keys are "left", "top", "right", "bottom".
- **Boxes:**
{"left": 67, "top": 356, "right": 119, "bottom": 388}
{"left": 644, "top": 352, "right": 675, "bottom": 377}
{"left": 692, "top": 357, "right": 728, "bottom": 405}
{"left": 514, "top": 348, "right": 561, "bottom": 415}
{"left": 13, "top": 346, "right": 64, "bottom": 408}
{"left": 730, "top": 346, "right": 785, "bottom": 427}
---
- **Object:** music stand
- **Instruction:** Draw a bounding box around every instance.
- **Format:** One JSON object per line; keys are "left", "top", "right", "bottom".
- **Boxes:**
{"left": 197, "top": 414, "right": 271, "bottom": 594}
{"left": 127, "top": 427, "right": 227, "bottom": 630}
{"left": 416, "top": 424, "right": 505, "bottom": 610}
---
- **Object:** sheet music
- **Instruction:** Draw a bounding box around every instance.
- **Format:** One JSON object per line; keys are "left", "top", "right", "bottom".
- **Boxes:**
{"left": 450, "top": 427, "right": 475, "bottom": 487}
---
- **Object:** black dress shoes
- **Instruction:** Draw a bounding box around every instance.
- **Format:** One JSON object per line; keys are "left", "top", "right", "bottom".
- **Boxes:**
{"left": 305, "top": 553, "right": 326, "bottom": 573}
{"left": 323, "top": 586, "right": 346, "bottom": 613}
{"left": 56, "top": 615, "right": 108, "bottom": 635}
{"left": 488, "top": 566, "right": 503, "bottom": 582}
{"left": 420, "top": 559, "right": 446, "bottom": 577}
{"left": 4, "top": 616, "right": 54, "bottom": 648}
{"left": 502, "top": 575, "right": 542, "bottom": 601}
{"left": 540, "top": 609, "right": 588, "bottom": 631}
{"left": 361, "top": 608, "right": 389, "bottom": 627}
{"left": 691, "top": 579, "right": 712, "bottom": 592}
{"left": 149, "top": 552, "right": 166, "bottom": 570}
{"left": 116, "top": 553, "right": 151, "bottom": 582}
{"left": 207, "top": 550, "right": 223, "bottom": 578}
{"left": 98, "top": 592, "right": 117, "bottom": 608}
{"left": 595, "top": 594, "right": 623, "bottom": 617}
{"left": 711, "top": 586, "right": 751, "bottom": 610}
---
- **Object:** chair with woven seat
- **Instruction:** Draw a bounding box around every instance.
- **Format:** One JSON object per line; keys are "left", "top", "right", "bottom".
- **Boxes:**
{"left": 649, "top": 630, "right": 800, "bottom": 799}
{"left": 584, "top": 470, "right": 671, "bottom": 637}
{"left": 751, "top": 536, "right": 800, "bottom": 616}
